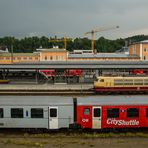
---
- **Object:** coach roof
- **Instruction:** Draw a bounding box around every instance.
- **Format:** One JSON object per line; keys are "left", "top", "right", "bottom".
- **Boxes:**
{"left": 77, "top": 95, "right": 148, "bottom": 106}
{"left": 0, "top": 96, "right": 73, "bottom": 106}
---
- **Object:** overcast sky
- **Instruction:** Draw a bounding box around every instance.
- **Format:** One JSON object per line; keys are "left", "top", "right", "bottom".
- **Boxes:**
{"left": 0, "top": 0, "right": 148, "bottom": 39}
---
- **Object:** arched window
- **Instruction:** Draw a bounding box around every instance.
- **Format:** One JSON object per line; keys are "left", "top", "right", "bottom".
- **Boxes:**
{"left": 56, "top": 55, "right": 58, "bottom": 60}
{"left": 50, "top": 55, "right": 53, "bottom": 60}
{"left": 45, "top": 56, "right": 47, "bottom": 61}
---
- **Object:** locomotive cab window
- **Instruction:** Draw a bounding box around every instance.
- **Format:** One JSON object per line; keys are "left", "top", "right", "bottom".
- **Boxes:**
{"left": 127, "top": 108, "right": 139, "bottom": 118}
{"left": 11, "top": 108, "right": 23, "bottom": 118}
{"left": 94, "top": 108, "right": 101, "bottom": 117}
{"left": 84, "top": 108, "right": 90, "bottom": 115}
{"left": 0, "top": 108, "right": 3, "bottom": 118}
{"left": 31, "top": 108, "right": 43, "bottom": 118}
{"left": 107, "top": 108, "right": 119, "bottom": 118}
{"left": 100, "top": 79, "right": 104, "bottom": 82}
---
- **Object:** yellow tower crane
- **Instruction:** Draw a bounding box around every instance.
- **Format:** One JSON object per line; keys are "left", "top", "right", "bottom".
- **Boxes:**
{"left": 49, "top": 36, "right": 73, "bottom": 49}
{"left": 84, "top": 26, "right": 119, "bottom": 54}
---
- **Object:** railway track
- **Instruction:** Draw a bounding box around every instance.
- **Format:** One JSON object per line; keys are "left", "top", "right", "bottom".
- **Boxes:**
{"left": 0, "top": 89, "right": 95, "bottom": 95}
{"left": 0, "top": 89, "right": 148, "bottom": 95}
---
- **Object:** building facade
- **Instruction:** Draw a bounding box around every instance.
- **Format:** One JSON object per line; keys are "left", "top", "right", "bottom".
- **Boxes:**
{"left": 37, "top": 47, "right": 68, "bottom": 61}
{"left": 0, "top": 53, "right": 39, "bottom": 64}
{"left": 0, "top": 46, "right": 140, "bottom": 64}
{"left": 0, "top": 47, "right": 68, "bottom": 64}
{"left": 129, "top": 40, "right": 148, "bottom": 61}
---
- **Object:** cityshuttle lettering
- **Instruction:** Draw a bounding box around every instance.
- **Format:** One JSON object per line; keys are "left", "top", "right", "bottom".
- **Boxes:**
{"left": 107, "top": 119, "right": 139, "bottom": 126}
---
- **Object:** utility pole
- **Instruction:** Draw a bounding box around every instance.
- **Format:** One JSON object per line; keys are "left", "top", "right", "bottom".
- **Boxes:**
{"left": 11, "top": 45, "right": 13, "bottom": 63}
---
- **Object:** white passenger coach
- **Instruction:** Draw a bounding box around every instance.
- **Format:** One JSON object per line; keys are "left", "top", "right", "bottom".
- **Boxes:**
{"left": 0, "top": 96, "right": 74, "bottom": 129}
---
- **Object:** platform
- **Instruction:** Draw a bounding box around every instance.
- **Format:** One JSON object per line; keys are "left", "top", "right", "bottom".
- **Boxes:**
{"left": 0, "top": 84, "right": 94, "bottom": 95}
{"left": 0, "top": 83, "right": 92, "bottom": 90}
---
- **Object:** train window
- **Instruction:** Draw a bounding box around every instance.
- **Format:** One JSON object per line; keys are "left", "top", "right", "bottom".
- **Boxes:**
{"left": 50, "top": 108, "right": 57, "bottom": 117}
{"left": 11, "top": 108, "right": 23, "bottom": 118}
{"left": 134, "top": 80, "right": 143, "bottom": 85}
{"left": 0, "top": 108, "right": 3, "bottom": 118}
{"left": 107, "top": 108, "right": 119, "bottom": 118}
{"left": 100, "top": 79, "right": 104, "bottom": 82}
{"left": 31, "top": 108, "right": 43, "bottom": 118}
{"left": 26, "top": 111, "right": 28, "bottom": 117}
{"left": 114, "top": 79, "right": 123, "bottom": 85}
{"left": 94, "top": 108, "right": 100, "bottom": 117}
{"left": 146, "top": 108, "right": 148, "bottom": 117}
{"left": 127, "top": 108, "right": 139, "bottom": 118}
{"left": 84, "top": 108, "right": 90, "bottom": 115}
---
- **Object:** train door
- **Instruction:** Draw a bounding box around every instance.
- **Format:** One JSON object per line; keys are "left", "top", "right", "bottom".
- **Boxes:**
{"left": 48, "top": 107, "right": 58, "bottom": 129}
{"left": 92, "top": 107, "right": 102, "bottom": 129}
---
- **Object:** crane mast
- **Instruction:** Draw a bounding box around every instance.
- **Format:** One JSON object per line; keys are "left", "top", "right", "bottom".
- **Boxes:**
{"left": 84, "top": 26, "right": 119, "bottom": 54}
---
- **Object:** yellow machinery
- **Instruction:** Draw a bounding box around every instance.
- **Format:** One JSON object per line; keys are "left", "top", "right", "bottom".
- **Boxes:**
{"left": 0, "top": 79, "right": 10, "bottom": 84}
{"left": 49, "top": 36, "right": 73, "bottom": 49}
{"left": 84, "top": 26, "right": 119, "bottom": 54}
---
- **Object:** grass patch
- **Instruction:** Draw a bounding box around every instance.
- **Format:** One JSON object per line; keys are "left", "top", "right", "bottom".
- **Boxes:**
{"left": 2, "top": 139, "right": 47, "bottom": 147}
{"left": 117, "top": 139, "right": 125, "bottom": 143}
{"left": 23, "top": 131, "right": 148, "bottom": 139}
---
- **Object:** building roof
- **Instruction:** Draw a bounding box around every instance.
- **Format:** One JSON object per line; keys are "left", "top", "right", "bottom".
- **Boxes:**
{"left": 36, "top": 47, "right": 67, "bottom": 52}
{"left": 130, "top": 40, "right": 148, "bottom": 45}
{"left": 140, "top": 40, "right": 148, "bottom": 43}
{"left": 0, "top": 61, "right": 148, "bottom": 69}
{"left": 0, "top": 46, "right": 9, "bottom": 53}
{"left": 68, "top": 53, "right": 139, "bottom": 59}
{"left": 116, "top": 47, "right": 129, "bottom": 53}
{"left": 0, "top": 53, "right": 38, "bottom": 57}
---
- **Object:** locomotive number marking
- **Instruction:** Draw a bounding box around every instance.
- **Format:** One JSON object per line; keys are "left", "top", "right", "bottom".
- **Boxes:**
{"left": 82, "top": 119, "right": 89, "bottom": 122}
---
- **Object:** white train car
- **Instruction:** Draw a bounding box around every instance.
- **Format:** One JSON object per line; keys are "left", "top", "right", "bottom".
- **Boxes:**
{"left": 0, "top": 96, "right": 74, "bottom": 129}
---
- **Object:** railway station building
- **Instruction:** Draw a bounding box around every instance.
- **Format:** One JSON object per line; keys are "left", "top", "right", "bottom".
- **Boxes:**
{"left": 0, "top": 46, "right": 140, "bottom": 64}
{"left": 0, "top": 46, "right": 68, "bottom": 64}
{"left": 68, "top": 52, "right": 139, "bottom": 61}
{"left": 129, "top": 40, "right": 148, "bottom": 61}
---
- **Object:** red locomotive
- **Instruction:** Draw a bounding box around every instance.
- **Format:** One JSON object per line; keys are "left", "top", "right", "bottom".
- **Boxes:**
{"left": 65, "top": 69, "right": 82, "bottom": 77}
{"left": 39, "top": 69, "right": 83, "bottom": 78}
{"left": 131, "top": 69, "right": 147, "bottom": 75}
{"left": 39, "top": 69, "right": 56, "bottom": 77}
